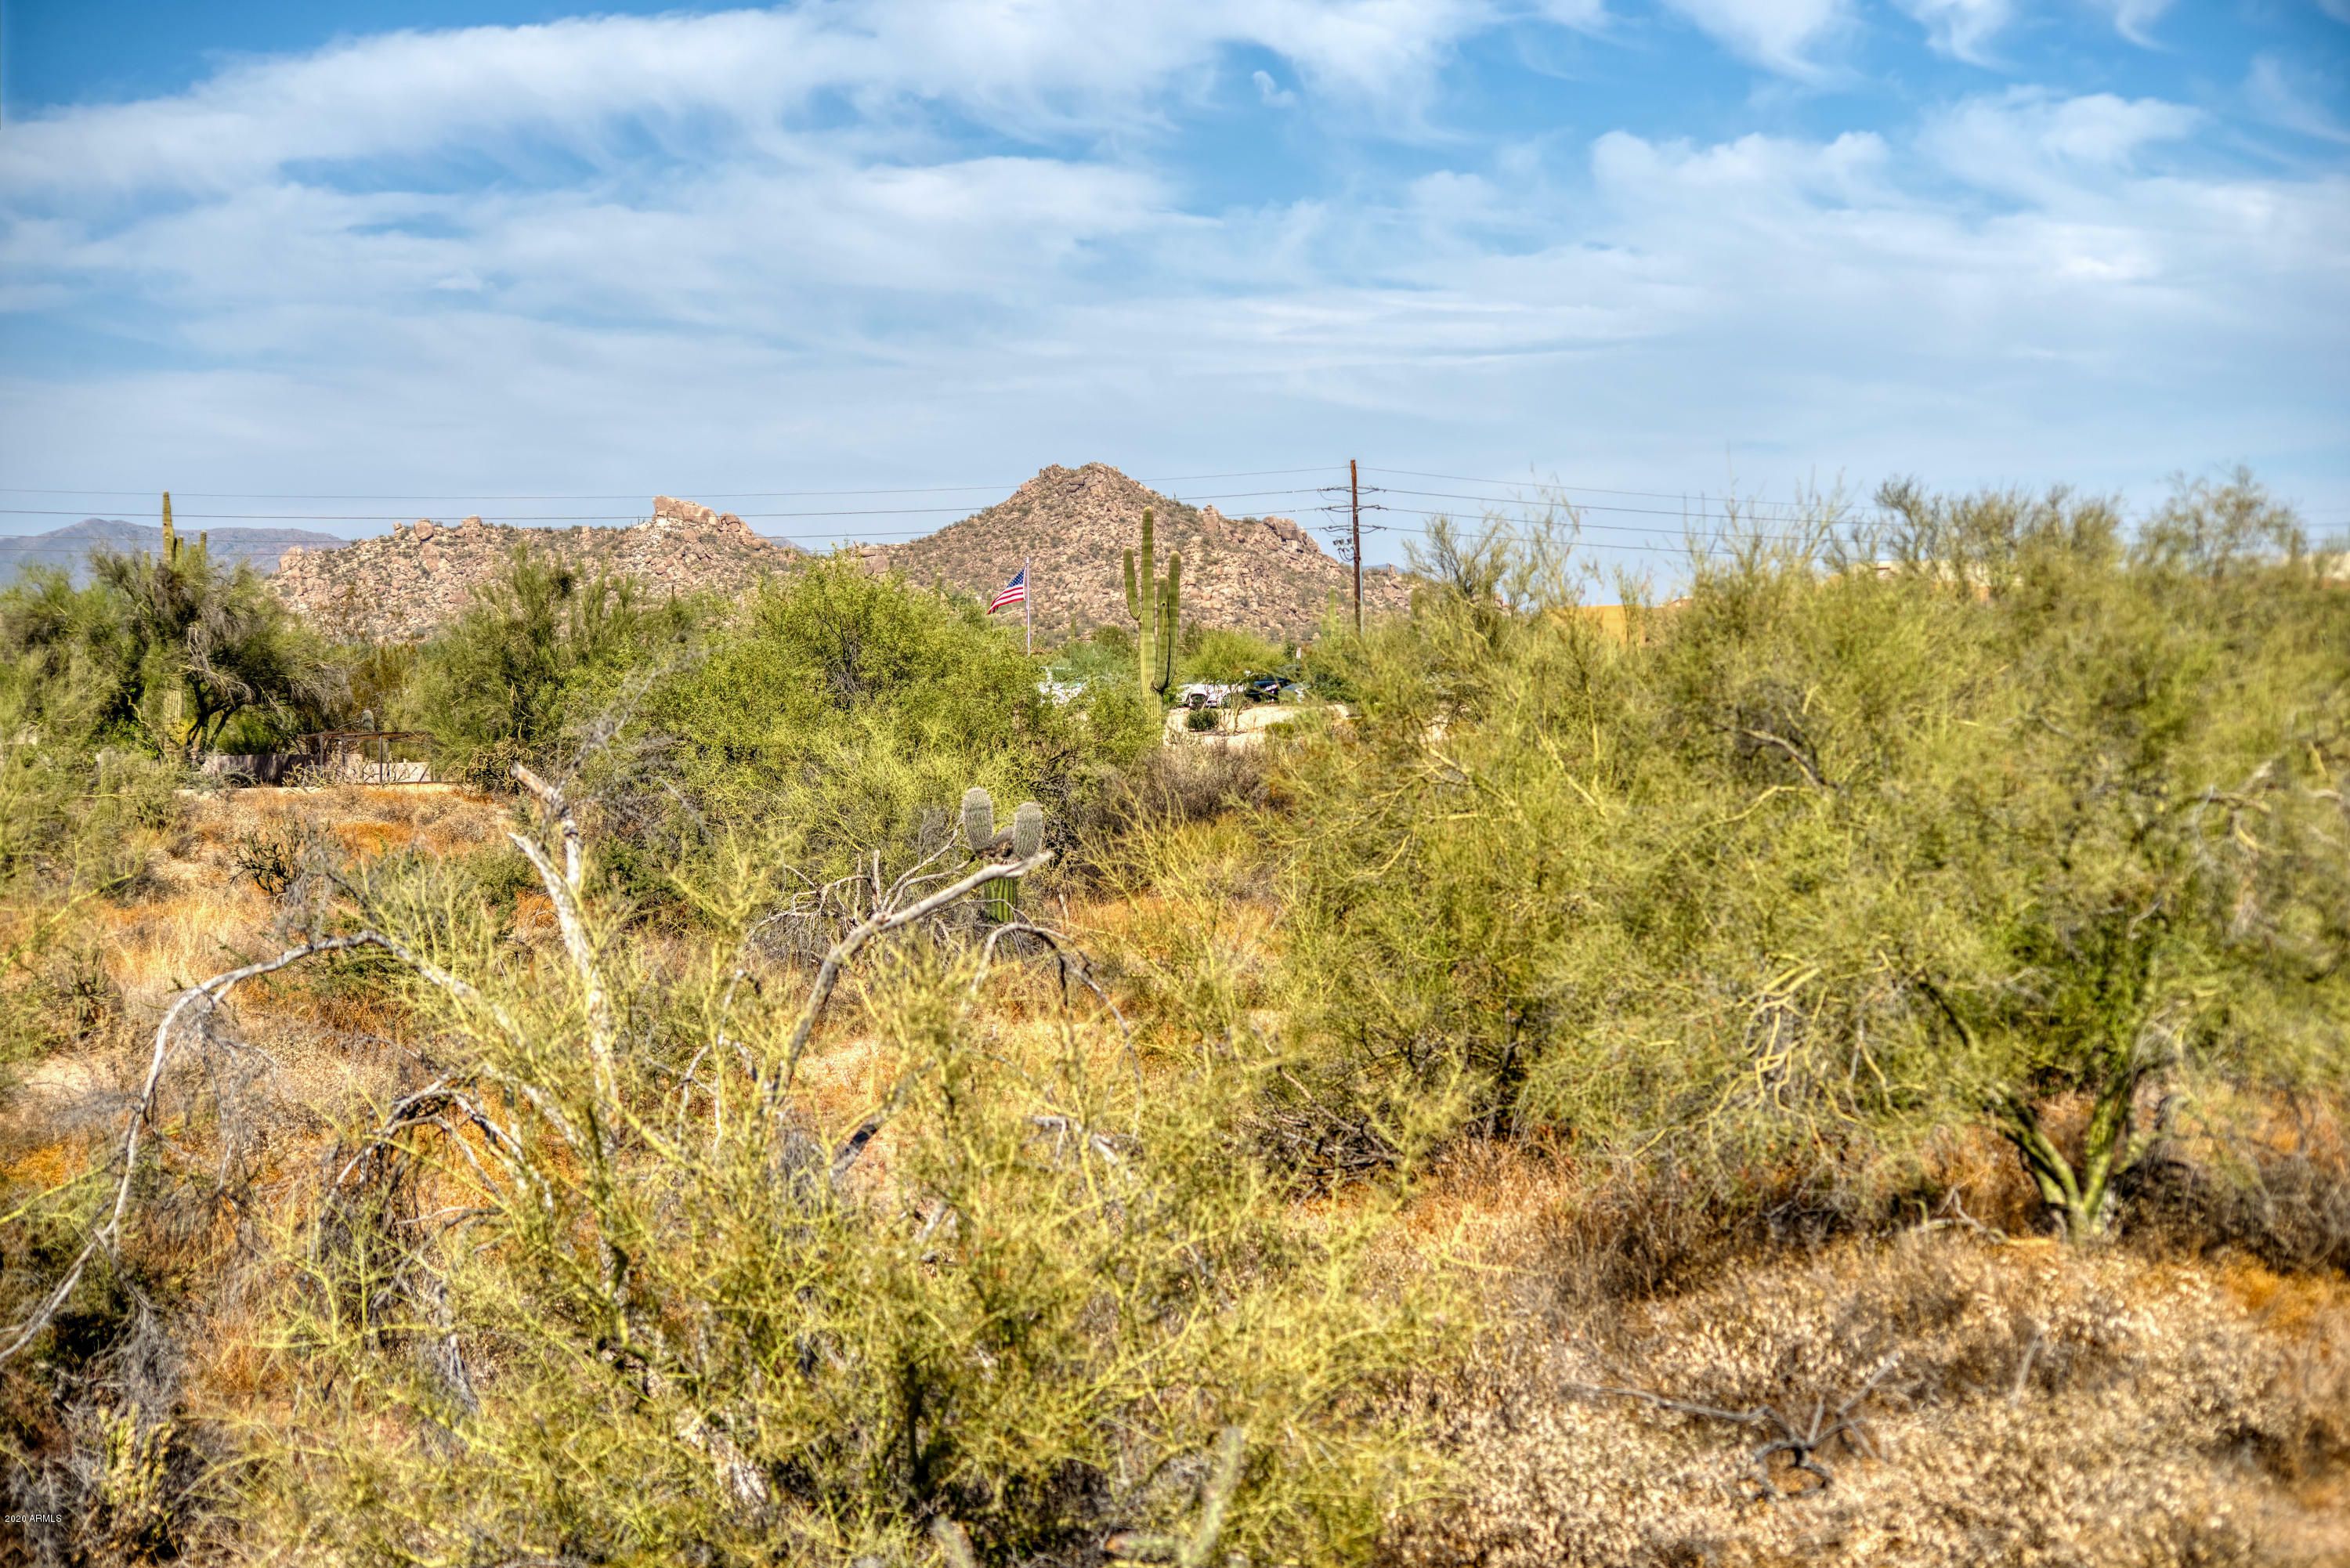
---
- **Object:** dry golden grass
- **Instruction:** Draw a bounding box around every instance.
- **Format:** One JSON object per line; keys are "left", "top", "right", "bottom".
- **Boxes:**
{"left": 8, "top": 790, "right": 2349, "bottom": 1568}
{"left": 1386, "top": 1201, "right": 2350, "bottom": 1567}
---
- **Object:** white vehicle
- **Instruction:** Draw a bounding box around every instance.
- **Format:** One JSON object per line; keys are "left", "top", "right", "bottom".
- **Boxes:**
{"left": 1177, "top": 682, "right": 1238, "bottom": 710}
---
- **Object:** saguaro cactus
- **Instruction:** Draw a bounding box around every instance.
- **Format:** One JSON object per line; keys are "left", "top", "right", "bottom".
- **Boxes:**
{"left": 962, "top": 787, "right": 1045, "bottom": 923}
{"left": 961, "top": 786, "right": 995, "bottom": 857}
{"left": 161, "top": 492, "right": 178, "bottom": 565}
{"left": 1123, "top": 508, "right": 1181, "bottom": 697}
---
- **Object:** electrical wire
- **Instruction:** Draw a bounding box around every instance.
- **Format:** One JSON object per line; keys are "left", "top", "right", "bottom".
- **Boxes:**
{"left": 0, "top": 467, "right": 1340, "bottom": 502}
{"left": 1362, "top": 465, "right": 1871, "bottom": 510}
{"left": 0, "top": 485, "right": 1336, "bottom": 525}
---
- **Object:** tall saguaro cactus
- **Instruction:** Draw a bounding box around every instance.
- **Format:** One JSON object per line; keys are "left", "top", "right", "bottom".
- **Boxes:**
{"left": 1123, "top": 508, "right": 1182, "bottom": 697}
{"left": 161, "top": 491, "right": 178, "bottom": 565}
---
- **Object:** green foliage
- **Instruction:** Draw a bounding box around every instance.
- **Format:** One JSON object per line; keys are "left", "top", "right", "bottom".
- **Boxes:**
{"left": 1178, "top": 625, "right": 1289, "bottom": 686}
{"left": 1076, "top": 682, "right": 1159, "bottom": 763}
{"left": 240, "top": 825, "right": 1435, "bottom": 1566}
{"left": 1, "top": 529, "right": 338, "bottom": 761}
{"left": 650, "top": 556, "right": 1115, "bottom": 881}
{"left": 403, "top": 543, "right": 696, "bottom": 786}
{"left": 334, "top": 639, "right": 421, "bottom": 732}
{"left": 1042, "top": 626, "right": 1135, "bottom": 688}
{"left": 1273, "top": 476, "right": 2350, "bottom": 1238}
{"left": 93, "top": 538, "right": 338, "bottom": 758}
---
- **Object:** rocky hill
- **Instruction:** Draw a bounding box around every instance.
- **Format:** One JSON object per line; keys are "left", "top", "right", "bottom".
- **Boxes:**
{"left": 2, "top": 518, "right": 349, "bottom": 586}
{"left": 877, "top": 463, "right": 1408, "bottom": 645}
{"left": 269, "top": 498, "right": 801, "bottom": 643}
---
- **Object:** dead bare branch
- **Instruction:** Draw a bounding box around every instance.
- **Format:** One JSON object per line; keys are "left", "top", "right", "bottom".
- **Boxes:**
{"left": 1571, "top": 1356, "right": 1897, "bottom": 1500}
{"left": 773, "top": 850, "right": 1051, "bottom": 1100}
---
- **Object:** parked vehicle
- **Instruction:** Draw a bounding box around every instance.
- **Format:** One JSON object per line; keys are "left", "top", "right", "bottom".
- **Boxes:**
{"left": 1177, "top": 682, "right": 1238, "bottom": 710}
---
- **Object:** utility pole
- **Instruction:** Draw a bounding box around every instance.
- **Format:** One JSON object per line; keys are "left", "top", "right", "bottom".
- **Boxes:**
{"left": 1350, "top": 459, "right": 1363, "bottom": 635}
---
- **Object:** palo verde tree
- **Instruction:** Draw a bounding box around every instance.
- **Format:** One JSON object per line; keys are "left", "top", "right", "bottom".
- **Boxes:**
{"left": 1876, "top": 471, "right": 2350, "bottom": 1238}
{"left": 1271, "top": 474, "right": 2350, "bottom": 1241}
{"left": 648, "top": 552, "right": 1100, "bottom": 879}
{"left": 2, "top": 493, "right": 338, "bottom": 761}
{"left": 0, "top": 764, "right": 1436, "bottom": 1564}
{"left": 405, "top": 541, "right": 694, "bottom": 788}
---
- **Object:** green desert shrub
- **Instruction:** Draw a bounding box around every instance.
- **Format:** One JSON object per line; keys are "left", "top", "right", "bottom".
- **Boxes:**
{"left": 1271, "top": 475, "right": 2350, "bottom": 1240}
{"left": 209, "top": 807, "right": 1439, "bottom": 1566}
{"left": 403, "top": 543, "right": 699, "bottom": 786}
{"left": 645, "top": 555, "right": 1148, "bottom": 881}
{"left": 1, "top": 548, "right": 336, "bottom": 761}
{"left": 1179, "top": 625, "right": 1289, "bottom": 685}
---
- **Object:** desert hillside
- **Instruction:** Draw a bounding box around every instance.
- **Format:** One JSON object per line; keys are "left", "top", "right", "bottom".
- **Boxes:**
{"left": 268, "top": 497, "right": 800, "bottom": 642}
{"left": 258, "top": 467, "right": 1407, "bottom": 645}
{"left": 879, "top": 462, "right": 1410, "bottom": 644}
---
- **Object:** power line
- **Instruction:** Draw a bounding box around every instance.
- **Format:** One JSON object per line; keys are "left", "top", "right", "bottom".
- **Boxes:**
{"left": 0, "top": 467, "right": 1343, "bottom": 502}
{"left": 1283, "top": 491, "right": 1824, "bottom": 544}
{"left": 1361, "top": 486, "right": 1852, "bottom": 526}
{"left": 1363, "top": 465, "right": 1873, "bottom": 510}
{"left": 0, "top": 485, "right": 1337, "bottom": 526}
{"left": 10, "top": 464, "right": 2342, "bottom": 519}
{"left": 1337, "top": 511, "right": 1799, "bottom": 556}
{"left": 1366, "top": 467, "right": 2350, "bottom": 522}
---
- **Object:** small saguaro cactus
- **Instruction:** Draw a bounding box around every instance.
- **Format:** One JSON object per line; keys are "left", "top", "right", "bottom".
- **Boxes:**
{"left": 960, "top": 785, "right": 995, "bottom": 858}
{"left": 961, "top": 786, "right": 1045, "bottom": 923}
{"left": 1123, "top": 508, "right": 1182, "bottom": 697}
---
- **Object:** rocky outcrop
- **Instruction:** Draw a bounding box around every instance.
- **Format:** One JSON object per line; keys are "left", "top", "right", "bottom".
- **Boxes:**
{"left": 884, "top": 463, "right": 1408, "bottom": 645}
{"left": 266, "top": 469, "right": 1408, "bottom": 647}
{"left": 270, "top": 498, "right": 801, "bottom": 643}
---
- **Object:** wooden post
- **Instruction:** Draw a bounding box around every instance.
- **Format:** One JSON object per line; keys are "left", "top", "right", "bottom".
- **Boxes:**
{"left": 1350, "top": 458, "right": 1363, "bottom": 635}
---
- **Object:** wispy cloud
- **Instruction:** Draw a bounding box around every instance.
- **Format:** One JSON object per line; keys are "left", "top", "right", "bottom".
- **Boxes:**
{"left": 2247, "top": 52, "right": 2350, "bottom": 143}
{"left": 2088, "top": 0, "right": 2175, "bottom": 49}
{"left": 1255, "top": 68, "right": 1301, "bottom": 107}
{"left": 1653, "top": 0, "right": 1849, "bottom": 77}
{"left": 1893, "top": 0, "right": 2012, "bottom": 65}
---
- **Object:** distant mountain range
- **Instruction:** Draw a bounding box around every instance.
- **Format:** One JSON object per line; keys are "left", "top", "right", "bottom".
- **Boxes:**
{"left": 0, "top": 518, "right": 349, "bottom": 586}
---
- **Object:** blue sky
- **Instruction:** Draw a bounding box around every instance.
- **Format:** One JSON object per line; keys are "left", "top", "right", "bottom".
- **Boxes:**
{"left": 2, "top": 0, "right": 2345, "bottom": 572}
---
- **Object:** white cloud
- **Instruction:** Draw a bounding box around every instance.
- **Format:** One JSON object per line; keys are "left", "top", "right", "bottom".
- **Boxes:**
{"left": 1654, "top": 0, "right": 1849, "bottom": 76}
{"left": 1893, "top": 0, "right": 2012, "bottom": 64}
{"left": 2088, "top": 0, "right": 2174, "bottom": 48}
{"left": 2248, "top": 52, "right": 2350, "bottom": 143}
{"left": 0, "top": 9, "right": 2344, "bottom": 549}
{"left": 0, "top": 1, "right": 1499, "bottom": 199}
{"left": 1255, "top": 68, "right": 1301, "bottom": 106}
{"left": 1528, "top": 0, "right": 1610, "bottom": 25}
{"left": 1921, "top": 88, "right": 2202, "bottom": 202}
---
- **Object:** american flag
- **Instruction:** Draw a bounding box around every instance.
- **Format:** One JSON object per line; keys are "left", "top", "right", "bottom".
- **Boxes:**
{"left": 988, "top": 566, "right": 1027, "bottom": 614}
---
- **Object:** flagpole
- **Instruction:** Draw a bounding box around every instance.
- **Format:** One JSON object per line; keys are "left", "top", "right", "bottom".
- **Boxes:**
{"left": 1024, "top": 555, "right": 1032, "bottom": 656}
